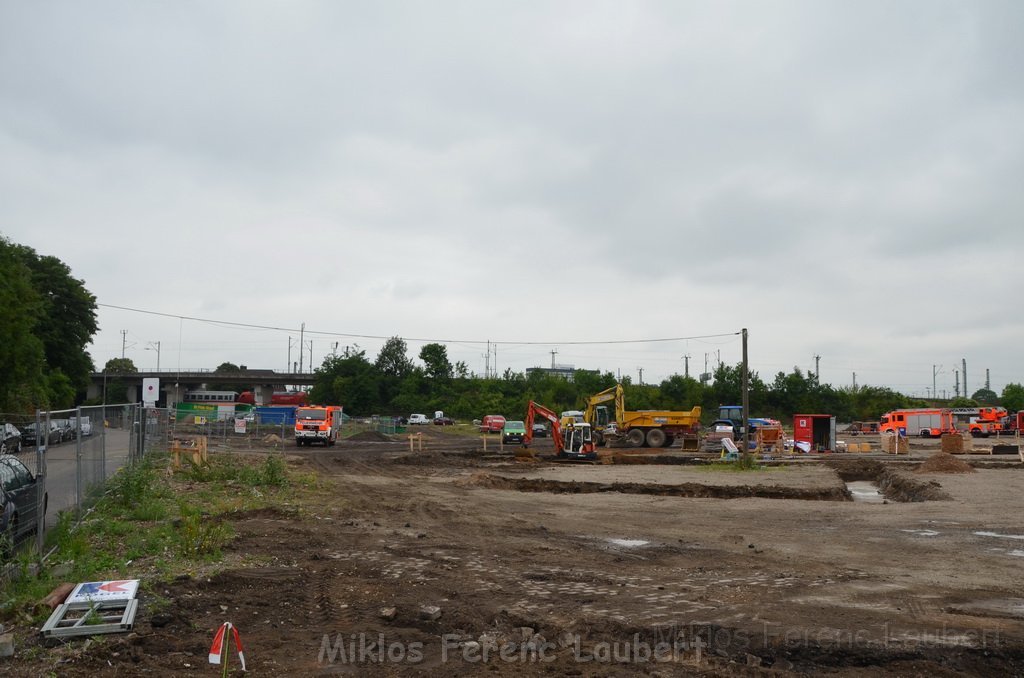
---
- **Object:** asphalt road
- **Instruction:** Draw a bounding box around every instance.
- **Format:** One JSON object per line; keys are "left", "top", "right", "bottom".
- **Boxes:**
{"left": 15, "top": 427, "right": 134, "bottom": 530}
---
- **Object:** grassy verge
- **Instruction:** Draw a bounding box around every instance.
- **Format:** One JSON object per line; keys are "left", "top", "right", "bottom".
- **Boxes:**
{"left": 0, "top": 449, "right": 316, "bottom": 625}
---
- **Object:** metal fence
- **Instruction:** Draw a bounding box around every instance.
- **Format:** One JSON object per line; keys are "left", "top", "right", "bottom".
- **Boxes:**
{"left": 0, "top": 403, "right": 168, "bottom": 573}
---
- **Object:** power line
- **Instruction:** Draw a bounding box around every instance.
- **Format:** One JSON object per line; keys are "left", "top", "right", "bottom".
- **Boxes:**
{"left": 97, "top": 302, "right": 740, "bottom": 347}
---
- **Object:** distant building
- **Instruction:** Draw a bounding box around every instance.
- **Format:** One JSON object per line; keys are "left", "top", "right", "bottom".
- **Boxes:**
{"left": 526, "top": 365, "right": 598, "bottom": 382}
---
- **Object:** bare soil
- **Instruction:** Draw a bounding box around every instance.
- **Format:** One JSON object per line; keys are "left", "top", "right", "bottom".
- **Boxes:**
{"left": 6, "top": 429, "right": 1024, "bottom": 676}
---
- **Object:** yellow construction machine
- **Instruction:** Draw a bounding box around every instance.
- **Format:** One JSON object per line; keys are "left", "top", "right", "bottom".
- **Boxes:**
{"left": 583, "top": 384, "right": 701, "bottom": 449}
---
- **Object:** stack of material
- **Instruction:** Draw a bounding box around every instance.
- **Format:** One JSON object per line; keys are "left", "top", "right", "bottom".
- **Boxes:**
{"left": 940, "top": 432, "right": 964, "bottom": 454}
{"left": 881, "top": 432, "right": 909, "bottom": 454}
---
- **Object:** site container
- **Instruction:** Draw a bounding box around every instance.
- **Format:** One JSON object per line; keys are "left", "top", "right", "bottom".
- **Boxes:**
{"left": 794, "top": 414, "right": 837, "bottom": 452}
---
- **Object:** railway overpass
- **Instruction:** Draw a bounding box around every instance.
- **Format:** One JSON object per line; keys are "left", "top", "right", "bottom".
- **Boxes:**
{"left": 87, "top": 369, "right": 317, "bottom": 406}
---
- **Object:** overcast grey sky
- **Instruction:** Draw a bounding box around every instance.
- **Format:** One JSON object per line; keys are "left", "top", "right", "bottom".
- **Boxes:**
{"left": 1, "top": 0, "right": 1021, "bottom": 397}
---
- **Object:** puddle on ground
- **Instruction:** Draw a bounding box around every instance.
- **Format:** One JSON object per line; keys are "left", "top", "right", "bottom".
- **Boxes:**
{"left": 606, "top": 538, "right": 651, "bottom": 548}
{"left": 846, "top": 481, "right": 884, "bottom": 503}
{"left": 974, "top": 531, "right": 1024, "bottom": 541}
{"left": 901, "top": 529, "right": 940, "bottom": 537}
{"left": 1011, "top": 550, "right": 1024, "bottom": 558}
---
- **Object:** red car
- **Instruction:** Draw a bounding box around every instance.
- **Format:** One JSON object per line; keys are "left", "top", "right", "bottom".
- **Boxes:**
{"left": 479, "top": 415, "right": 506, "bottom": 434}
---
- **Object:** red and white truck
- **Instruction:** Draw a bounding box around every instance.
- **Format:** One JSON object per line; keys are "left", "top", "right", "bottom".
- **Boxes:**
{"left": 294, "top": 405, "right": 343, "bottom": 446}
{"left": 879, "top": 408, "right": 957, "bottom": 438}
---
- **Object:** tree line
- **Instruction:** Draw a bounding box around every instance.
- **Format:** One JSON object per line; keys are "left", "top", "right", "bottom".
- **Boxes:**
{"left": 309, "top": 337, "right": 1024, "bottom": 424}
{"left": 0, "top": 236, "right": 97, "bottom": 413}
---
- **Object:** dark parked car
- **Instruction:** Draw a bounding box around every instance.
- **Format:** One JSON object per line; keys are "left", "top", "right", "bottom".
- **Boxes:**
{"left": 21, "top": 422, "right": 61, "bottom": 448}
{"left": 1, "top": 424, "right": 22, "bottom": 455}
{"left": 51, "top": 419, "right": 75, "bottom": 444}
{"left": 531, "top": 423, "right": 548, "bottom": 438}
{"left": 1, "top": 456, "right": 46, "bottom": 548}
{"left": 433, "top": 416, "right": 454, "bottom": 426}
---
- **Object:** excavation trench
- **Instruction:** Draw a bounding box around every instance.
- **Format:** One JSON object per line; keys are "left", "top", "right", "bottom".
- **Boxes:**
{"left": 467, "top": 459, "right": 951, "bottom": 503}
{"left": 826, "top": 460, "right": 952, "bottom": 502}
{"left": 467, "top": 472, "right": 851, "bottom": 501}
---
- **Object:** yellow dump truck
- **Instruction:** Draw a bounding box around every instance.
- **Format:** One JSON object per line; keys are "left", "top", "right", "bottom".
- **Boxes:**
{"left": 583, "top": 384, "right": 701, "bottom": 448}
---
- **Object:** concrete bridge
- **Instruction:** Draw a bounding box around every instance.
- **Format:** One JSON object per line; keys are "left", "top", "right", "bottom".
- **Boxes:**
{"left": 87, "top": 369, "right": 317, "bottom": 407}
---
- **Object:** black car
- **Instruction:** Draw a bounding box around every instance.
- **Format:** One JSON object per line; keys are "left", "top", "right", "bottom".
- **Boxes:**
{"left": 1, "top": 456, "right": 46, "bottom": 548}
{"left": 531, "top": 423, "right": 548, "bottom": 438}
{"left": 51, "top": 419, "right": 75, "bottom": 443}
{"left": 1, "top": 423, "right": 22, "bottom": 455}
{"left": 21, "top": 422, "right": 61, "bottom": 447}
{"left": 433, "top": 417, "right": 454, "bottom": 426}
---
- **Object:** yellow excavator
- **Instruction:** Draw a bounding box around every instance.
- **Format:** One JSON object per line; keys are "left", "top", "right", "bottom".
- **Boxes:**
{"left": 583, "top": 384, "right": 701, "bottom": 449}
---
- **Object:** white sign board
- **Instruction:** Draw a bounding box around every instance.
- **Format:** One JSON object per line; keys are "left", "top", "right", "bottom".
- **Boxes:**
{"left": 67, "top": 579, "right": 140, "bottom": 604}
{"left": 142, "top": 377, "right": 160, "bottom": 405}
{"left": 234, "top": 418, "right": 247, "bottom": 434}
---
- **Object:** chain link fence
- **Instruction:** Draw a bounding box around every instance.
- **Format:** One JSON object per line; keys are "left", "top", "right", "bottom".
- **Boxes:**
{"left": 0, "top": 403, "right": 172, "bottom": 582}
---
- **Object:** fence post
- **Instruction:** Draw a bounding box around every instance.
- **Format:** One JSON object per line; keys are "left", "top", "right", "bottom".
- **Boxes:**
{"left": 36, "top": 409, "right": 46, "bottom": 555}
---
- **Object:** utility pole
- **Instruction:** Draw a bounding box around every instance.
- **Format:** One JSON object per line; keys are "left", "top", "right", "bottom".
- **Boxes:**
{"left": 306, "top": 340, "right": 313, "bottom": 372}
{"left": 985, "top": 368, "right": 990, "bottom": 390}
{"left": 741, "top": 328, "right": 749, "bottom": 454}
{"left": 683, "top": 354, "right": 690, "bottom": 378}
{"left": 298, "top": 322, "right": 306, "bottom": 373}
{"left": 146, "top": 341, "right": 161, "bottom": 370}
{"left": 121, "top": 330, "right": 128, "bottom": 359}
{"left": 954, "top": 369, "right": 959, "bottom": 398}
{"left": 638, "top": 367, "right": 644, "bottom": 385}
{"left": 814, "top": 354, "right": 821, "bottom": 382}
{"left": 550, "top": 349, "right": 557, "bottom": 369}
{"left": 852, "top": 372, "right": 857, "bottom": 389}
{"left": 962, "top": 358, "right": 967, "bottom": 400}
{"left": 933, "top": 364, "right": 942, "bottom": 404}
{"left": 331, "top": 342, "right": 339, "bottom": 357}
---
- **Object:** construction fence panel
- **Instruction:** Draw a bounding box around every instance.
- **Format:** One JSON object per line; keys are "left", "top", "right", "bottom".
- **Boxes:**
{"left": 170, "top": 408, "right": 295, "bottom": 449}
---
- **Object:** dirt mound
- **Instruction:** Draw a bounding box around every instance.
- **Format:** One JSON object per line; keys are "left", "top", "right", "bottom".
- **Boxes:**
{"left": 914, "top": 452, "right": 976, "bottom": 474}
{"left": 345, "top": 430, "right": 394, "bottom": 442}
{"left": 262, "top": 433, "right": 283, "bottom": 444}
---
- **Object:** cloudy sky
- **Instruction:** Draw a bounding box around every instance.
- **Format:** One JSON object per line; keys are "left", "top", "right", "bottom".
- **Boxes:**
{"left": 1, "top": 1, "right": 1021, "bottom": 397}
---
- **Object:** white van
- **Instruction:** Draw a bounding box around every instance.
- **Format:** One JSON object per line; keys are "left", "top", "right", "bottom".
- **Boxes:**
{"left": 76, "top": 416, "right": 93, "bottom": 436}
{"left": 408, "top": 414, "right": 430, "bottom": 425}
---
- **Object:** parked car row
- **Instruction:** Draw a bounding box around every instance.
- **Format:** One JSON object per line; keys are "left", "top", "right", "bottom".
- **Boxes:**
{"left": 1, "top": 417, "right": 93, "bottom": 453}
{"left": 407, "top": 413, "right": 455, "bottom": 426}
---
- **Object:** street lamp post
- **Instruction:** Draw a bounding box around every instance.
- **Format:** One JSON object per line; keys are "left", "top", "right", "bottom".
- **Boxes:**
{"left": 146, "top": 341, "right": 161, "bottom": 370}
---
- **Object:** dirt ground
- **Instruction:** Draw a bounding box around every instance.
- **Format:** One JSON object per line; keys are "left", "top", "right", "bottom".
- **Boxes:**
{"left": 7, "top": 429, "right": 1024, "bottom": 676}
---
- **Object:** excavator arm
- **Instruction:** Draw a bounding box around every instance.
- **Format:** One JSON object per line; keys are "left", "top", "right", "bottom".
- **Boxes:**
{"left": 583, "top": 384, "right": 624, "bottom": 427}
{"left": 524, "top": 400, "right": 564, "bottom": 454}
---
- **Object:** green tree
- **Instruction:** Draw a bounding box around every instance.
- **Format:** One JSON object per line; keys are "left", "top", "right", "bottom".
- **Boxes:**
{"left": 0, "top": 239, "right": 47, "bottom": 411}
{"left": 374, "top": 337, "right": 413, "bottom": 408}
{"left": 103, "top": 358, "right": 138, "bottom": 375}
{"left": 311, "top": 351, "right": 380, "bottom": 414}
{"left": 1000, "top": 384, "right": 1024, "bottom": 413}
{"left": 949, "top": 397, "right": 978, "bottom": 409}
{"left": 971, "top": 388, "right": 998, "bottom": 405}
{"left": 101, "top": 358, "right": 138, "bottom": 406}
{"left": 14, "top": 245, "right": 97, "bottom": 392}
{"left": 375, "top": 337, "right": 413, "bottom": 378}
{"left": 418, "top": 343, "right": 453, "bottom": 380}
{"left": 214, "top": 362, "right": 251, "bottom": 392}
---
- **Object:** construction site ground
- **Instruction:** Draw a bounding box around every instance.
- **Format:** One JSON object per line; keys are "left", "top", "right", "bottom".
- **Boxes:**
{"left": 11, "top": 428, "right": 1024, "bottom": 676}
